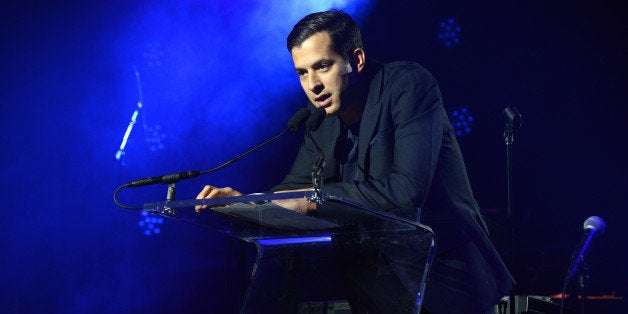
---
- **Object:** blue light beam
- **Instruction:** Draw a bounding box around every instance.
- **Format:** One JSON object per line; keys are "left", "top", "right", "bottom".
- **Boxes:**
{"left": 257, "top": 235, "right": 332, "bottom": 246}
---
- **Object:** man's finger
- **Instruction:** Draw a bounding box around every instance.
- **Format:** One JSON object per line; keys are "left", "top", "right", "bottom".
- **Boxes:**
{"left": 195, "top": 185, "right": 215, "bottom": 211}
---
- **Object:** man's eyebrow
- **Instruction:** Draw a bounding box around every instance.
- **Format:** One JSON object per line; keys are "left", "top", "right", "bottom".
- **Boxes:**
{"left": 294, "top": 58, "right": 334, "bottom": 71}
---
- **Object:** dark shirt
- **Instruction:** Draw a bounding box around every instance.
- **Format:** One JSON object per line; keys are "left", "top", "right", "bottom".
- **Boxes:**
{"left": 337, "top": 121, "right": 360, "bottom": 182}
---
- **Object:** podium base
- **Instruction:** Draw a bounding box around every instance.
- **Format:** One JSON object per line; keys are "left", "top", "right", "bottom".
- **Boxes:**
{"left": 494, "top": 295, "right": 574, "bottom": 314}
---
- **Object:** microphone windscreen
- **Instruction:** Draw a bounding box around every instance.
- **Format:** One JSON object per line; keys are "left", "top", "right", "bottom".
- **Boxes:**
{"left": 583, "top": 216, "right": 606, "bottom": 234}
{"left": 287, "top": 107, "right": 311, "bottom": 131}
{"left": 306, "top": 107, "right": 326, "bottom": 132}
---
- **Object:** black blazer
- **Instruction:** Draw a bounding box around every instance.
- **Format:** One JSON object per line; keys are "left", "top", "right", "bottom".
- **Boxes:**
{"left": 273, "top": 60, "right": 486, "bottom": 254}
{"left": 273, "top": 60, "right": 514, "bottom": 312}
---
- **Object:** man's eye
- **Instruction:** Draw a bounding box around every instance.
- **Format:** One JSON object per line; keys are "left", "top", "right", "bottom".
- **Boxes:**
{"left": 318, "top": 63, "right": 331, "bottom": 70}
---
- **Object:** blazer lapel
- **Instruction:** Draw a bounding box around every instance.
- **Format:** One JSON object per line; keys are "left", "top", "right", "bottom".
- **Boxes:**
{"left": 357, "top": 63, "right": 385, "bottom": 180}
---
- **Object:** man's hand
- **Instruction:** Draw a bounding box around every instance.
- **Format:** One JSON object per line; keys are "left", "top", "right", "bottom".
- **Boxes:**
{"left": 195, "top": 185, "right": 243, "bottom": 212}
{"left": 272, "top": 197, "right": 317, "bottom": 214}
{"left": 272, "top": 188, "right": 317, "bottom": 214}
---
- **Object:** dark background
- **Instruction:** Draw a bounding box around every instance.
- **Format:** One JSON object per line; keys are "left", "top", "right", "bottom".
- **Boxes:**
{"left": 1, "top": 0, "right": 626, "bottom": 312}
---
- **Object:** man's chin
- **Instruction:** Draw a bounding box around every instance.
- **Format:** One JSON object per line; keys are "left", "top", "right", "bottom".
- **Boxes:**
{"left": 310, "top": 100, "right": 339, "bottom": 116}
{"left": 323, "top": 107, "right": 339, "bottom": 116}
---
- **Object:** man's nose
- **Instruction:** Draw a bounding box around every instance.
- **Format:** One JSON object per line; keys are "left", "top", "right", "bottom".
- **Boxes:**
{"left": 307, "top": 73, "right": 323, "bottom": 93}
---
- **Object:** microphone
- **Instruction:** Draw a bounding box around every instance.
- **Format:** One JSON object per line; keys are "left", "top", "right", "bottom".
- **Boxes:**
{"left": 288, "top": 107, "right": 311, "bottom": 131}
{"left": 305, "top": 107, "right": 326, "bottom": 155}
{"left": 124, "top": 171, "right": 201, "bottom": 187}
{"left": 503, "top": 106, "right": 522, "bottom": 129}
{"left": 120, "top": 108, "right": 311, "bottom": 189}
{"left": 306, "top": 107, "right": 326, "bottom": 132}
{"left": 559, "top": 216, "right": 606, "bottom": 313}
{"left": 565, "top": 216, "right": 606, "bottom": 282}
{"left": 503, "top": 106, "right": 521, "bottom": 146}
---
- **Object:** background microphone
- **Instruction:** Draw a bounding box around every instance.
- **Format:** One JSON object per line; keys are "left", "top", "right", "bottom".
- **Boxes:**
{"left": 565, "top": 216, "right": 606, "bottom": 282}
{"left": 559, "top": 216, "right": 606, "bottom": 313}
{"left": 503, "top": 106, "right": 522, "bottom": 129}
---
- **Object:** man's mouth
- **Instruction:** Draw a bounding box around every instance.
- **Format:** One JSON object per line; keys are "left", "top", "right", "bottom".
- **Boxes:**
{"left": 314, "top": 94, "right": 331, "bottom": 107}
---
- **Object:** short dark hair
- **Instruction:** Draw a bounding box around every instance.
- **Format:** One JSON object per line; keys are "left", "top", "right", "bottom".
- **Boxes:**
{"left": 287, "top": 10, "right": 363, "bottom": 60}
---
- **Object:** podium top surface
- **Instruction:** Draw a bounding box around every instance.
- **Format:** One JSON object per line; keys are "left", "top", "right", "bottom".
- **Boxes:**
{"left": 144, "top": 191, "right": 433, "bottom": 242}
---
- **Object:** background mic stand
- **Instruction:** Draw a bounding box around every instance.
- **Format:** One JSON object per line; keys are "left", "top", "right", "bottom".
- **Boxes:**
{"left": 503, "top": 106, "right": 522, "bottom": 314}
{"left": 577, "top": 263, "right": 590, "bottom": 314}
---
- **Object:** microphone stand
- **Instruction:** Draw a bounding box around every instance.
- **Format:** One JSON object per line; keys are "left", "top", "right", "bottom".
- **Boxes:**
{"left": 164, "top": 182, "right": 176, "bottom": 215}
{"left": 305, "top": 107, "right": 327, "bottom": 205}
{"left": 503, "top": 106, "right": 521, "bottom": 314}
{"left": 309, "top": 133, "right": 325, "bottom": 204}
{"left": 578, "top": 263, "right": 590, "bottom": 314}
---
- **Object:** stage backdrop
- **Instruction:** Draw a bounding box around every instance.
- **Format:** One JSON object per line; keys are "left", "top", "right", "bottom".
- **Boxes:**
{"left": 1, "top": 0, "right": 626, "bottom": 312}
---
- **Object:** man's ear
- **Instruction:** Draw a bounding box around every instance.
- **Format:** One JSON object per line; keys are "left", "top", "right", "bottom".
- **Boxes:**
{"left": 353, "top": 48, "right": 366, "bottom": 73}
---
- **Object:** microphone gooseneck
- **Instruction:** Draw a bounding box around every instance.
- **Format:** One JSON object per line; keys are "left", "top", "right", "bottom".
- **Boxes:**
{"left": 197, "top": 107, "right": 310, "bottom": 175}
{"left": 114, "top": 107, "right": 312, "bottom": 209}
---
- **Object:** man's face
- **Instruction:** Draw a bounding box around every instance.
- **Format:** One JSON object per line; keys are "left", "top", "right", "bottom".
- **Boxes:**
{"left": 291, "top": 32, "right": 355, "bottom": 116}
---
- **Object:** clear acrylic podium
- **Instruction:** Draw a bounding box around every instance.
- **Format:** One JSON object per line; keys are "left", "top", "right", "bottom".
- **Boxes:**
{"left": 144, "top": 191, "right": 435, "bottom": 313}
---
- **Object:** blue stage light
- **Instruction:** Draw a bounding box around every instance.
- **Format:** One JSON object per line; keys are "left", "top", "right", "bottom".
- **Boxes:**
{"left": 143, "top": 42, "right": 164, "bottom": 68}
{"left": 113, "top": 0, "right": 376, "bottom": 235}
{"left": 115, "top": 106, "right": 139, "bottom": 161}
{"left": 450, "top": 106, "right": 474, "bottom": 137}
{"left": 113, "top": 1, "right": 374, "bottom": 165}
{"left": 115, "top": 66, "right": 169, "bottom": 162}
{"left": 143, "top": 124, "right": 166, "bottom": 152}
{"left": 438, "top": 18, "right": 461, "bottom": 47}
{"left": 139, "top": 211, "right": 165, "bottom": 236}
